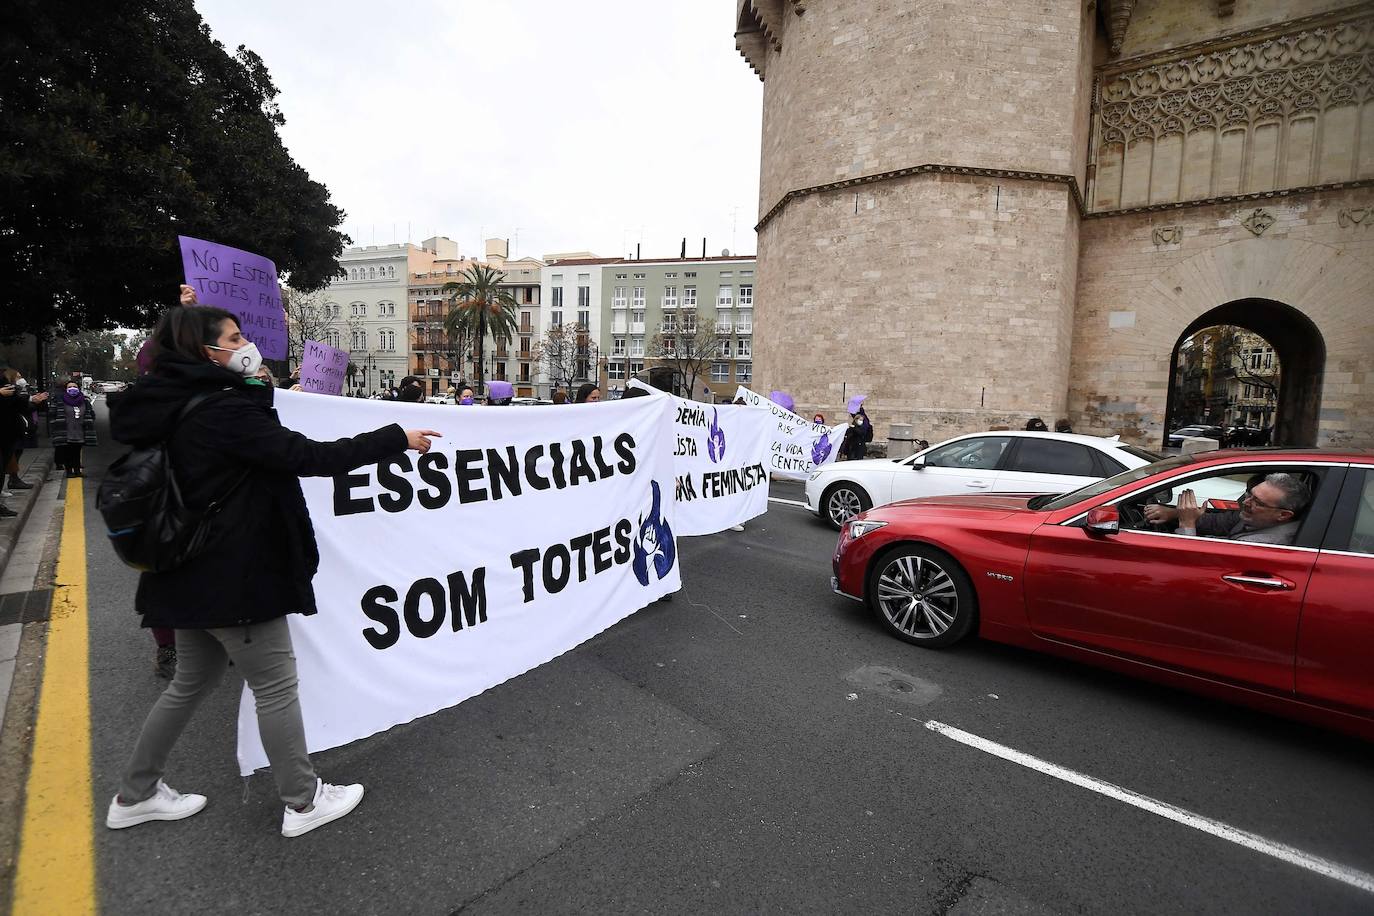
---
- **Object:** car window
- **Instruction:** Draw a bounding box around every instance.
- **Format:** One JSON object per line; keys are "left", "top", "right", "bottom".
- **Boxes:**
{"left": 1041, "top": 454, "right": 1194, "bottom": 511}
{"left": 1116, "top": 467, "right": 1321, "bottom": 543}
{"left": 923, "top": 436, "right": 1010, "bottom": 470}
{"left": 1346, "top": 474, "right": 1374, "bottom": 555}
{"left": 1118, "top": 445, "right": 1163, "bottom": 463}
{"left": 1008, "top": 439, "right": 1096, "bottom": 476}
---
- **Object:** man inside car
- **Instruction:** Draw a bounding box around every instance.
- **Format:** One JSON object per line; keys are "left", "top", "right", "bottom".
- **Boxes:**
{"left": 1142, "top": 472, "right": 1310, "bottom": 546}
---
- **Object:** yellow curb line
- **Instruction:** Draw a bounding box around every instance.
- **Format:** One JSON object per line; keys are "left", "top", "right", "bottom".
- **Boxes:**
{"left": 15, "top": 479, "right": 96, "bottom": 914}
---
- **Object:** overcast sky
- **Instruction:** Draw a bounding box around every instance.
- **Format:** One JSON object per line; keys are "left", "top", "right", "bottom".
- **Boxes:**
{"left": 194, "top": 1, "right": 763, "bottom": 262}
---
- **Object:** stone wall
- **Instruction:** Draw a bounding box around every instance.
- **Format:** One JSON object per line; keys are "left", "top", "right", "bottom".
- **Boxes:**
{"left": 1116, "top": 0, "right": 1357, "bottom": 60}
{"left": 1069, "top": 186, "right": 1374, "bottom": 447}
{"left": 755, "top": 174, "right": 1081, "bottom": 441}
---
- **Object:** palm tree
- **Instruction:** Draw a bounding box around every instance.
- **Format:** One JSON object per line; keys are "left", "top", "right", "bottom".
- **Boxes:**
{"left": 441, "top": 264, "right": 518, "bottom": 393}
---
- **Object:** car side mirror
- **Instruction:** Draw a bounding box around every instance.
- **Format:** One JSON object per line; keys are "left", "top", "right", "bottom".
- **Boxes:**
{"left": 910, "top": 455, "right": 926, "bottom": 469}
{"left": 1085, "top": 505, "right": 1119, "bottom": 535}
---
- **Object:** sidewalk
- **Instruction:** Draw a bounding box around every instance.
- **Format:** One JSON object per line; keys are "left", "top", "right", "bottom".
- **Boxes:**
{"left": 0, "top": 448, "right": 59, "bottom": 734}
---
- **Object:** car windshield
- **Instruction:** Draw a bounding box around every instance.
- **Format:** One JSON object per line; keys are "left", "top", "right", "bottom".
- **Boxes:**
{"left": 1040, "top": 453, "right": 1195, "bottom": 510}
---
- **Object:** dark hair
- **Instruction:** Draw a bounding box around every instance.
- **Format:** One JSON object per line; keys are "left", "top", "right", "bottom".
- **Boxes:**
{"left": 575, "top": 383, "right": 600, "bottom": 403}
{"left": 619, "top": 386, "right": 650, "bottom": 399}
{"left": 552, "top": 390, "right": 568, "bottom": 404}
{"left": 146, "top": 306, "right": 240, "bottom": 376}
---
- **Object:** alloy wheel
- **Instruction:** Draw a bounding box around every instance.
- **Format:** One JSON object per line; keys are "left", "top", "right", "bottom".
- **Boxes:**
{"left": 827, "top": 488, "right": 864, "bottom": 527}
{"left": 875, "top": 554, "right": 959, "bottom": 639}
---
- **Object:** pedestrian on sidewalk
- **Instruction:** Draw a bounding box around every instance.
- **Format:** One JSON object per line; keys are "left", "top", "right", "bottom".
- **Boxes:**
{"left": 103, "top": 290, "right": 442, "bottom": 838}
{"left": 48, "top": 378, "right": 98, "bottom": 478}
{"left": 1, "top": 369, "right": 50, "bottom": 516}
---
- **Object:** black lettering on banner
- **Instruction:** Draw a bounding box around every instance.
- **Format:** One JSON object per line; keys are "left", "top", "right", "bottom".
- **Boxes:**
{"left": 404, "top": 577, "right": 446, "bottom": 639}
{"left": 613, "top": 518, "right": 632, "bottom": 563}
{"left": 568, "top": 439, "right": 595, "bottom": 486}
{"left": 524, "top": 445, "right": 550, "bottom": 491}
{"left": 377, "top": 455, "right": 414, "bottom": 513}
{"left": 416, "top": 452, "right": 452, "bottom": 509}
{"left": 569, "top": 532, "right": 594, "bottom": 580}
{"left": 592, "top": 525, "right": 613, "bottom": 573}
{"left": 454, "top": 448, "right": 488, "bottom": 503}
{"left": 334, "top": 471, "right": 375, "bottom": 516}
{"left": 614, "top": 433, "right": 637, "bottom": 474}
{"left": 548, "top": 442, "right": 569, "bottom": 489}
{"left": 676, "top": 474, "right": 697, "bottom": 503}
{"left": 361, "top": 585, "right": 401, "bottom": 650}
{"left": 487, "top": 446, "right": 522, "bottom": 500}
{"left": 591, "top": 436, "right": 615, "bottom": 477}
{"left": 510, "top": 548, "right": 540, "bottom": 603}
{"left": 543, "top": 543, "right": 571, "bottom": 594}
{"left": 447, "top": 567, "right": 487, "bottom": 629}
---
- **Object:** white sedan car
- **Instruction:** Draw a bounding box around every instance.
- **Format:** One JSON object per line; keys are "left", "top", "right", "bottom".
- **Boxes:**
{"left": 805, "top": 431, "right": 1161, "bottom": 529}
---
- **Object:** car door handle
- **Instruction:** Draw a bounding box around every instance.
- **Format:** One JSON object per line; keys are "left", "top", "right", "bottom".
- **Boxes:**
{"left": 966, "top": 480, "right": 990, "bottom": 489}
{"left": 1222, "top": 574, "right": 1294, "bottom": 590}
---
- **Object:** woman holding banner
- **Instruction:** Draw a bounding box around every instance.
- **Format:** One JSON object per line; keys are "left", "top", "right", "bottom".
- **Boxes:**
{"left": 104, "top": 290, "right": 441, "bottom": 838}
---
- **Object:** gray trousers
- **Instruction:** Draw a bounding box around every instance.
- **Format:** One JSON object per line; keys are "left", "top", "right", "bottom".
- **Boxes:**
{"left": 119, "top": 616, "right": 318, "bottom": 808}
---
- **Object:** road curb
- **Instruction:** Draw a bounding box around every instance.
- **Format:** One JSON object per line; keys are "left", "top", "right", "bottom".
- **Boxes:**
{"left": 0, "top": 449, "right": 57, "bottom": 589}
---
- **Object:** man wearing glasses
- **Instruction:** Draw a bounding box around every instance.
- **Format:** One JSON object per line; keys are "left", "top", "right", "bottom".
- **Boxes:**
{"left": 1143, "top": 472, "right": 1311, "bottom": 546}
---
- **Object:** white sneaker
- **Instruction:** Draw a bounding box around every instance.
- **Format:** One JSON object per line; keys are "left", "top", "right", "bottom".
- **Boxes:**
{"left": 281, "top": 778, "right": 364, "bottom": 838}
{"left": 730, "top": 524, "right": 745, "bottom": 532}
{"left": 105, "top": 779, "right": 207, "bottom": 829}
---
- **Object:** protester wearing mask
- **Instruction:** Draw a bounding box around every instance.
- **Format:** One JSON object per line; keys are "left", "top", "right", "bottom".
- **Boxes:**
{"left": 840, "top": 406, "right": 873, "bottom": 461}
{"left": 457, "top": 386, "right": 475, "bottom": 406}
{"left": 104, "top": 287, "right": 441, "bottom": 838}
{"left": 813, "top": 413, "right": 825, "bottom": 425}
{"left": 0, "top": 369, "right": 49, "bottom": 515}
{"left": 49, "top": 379, "right": 98, "bottom": 478}
{"left": 575, "top": 383, "right": 602, "bottom": 404}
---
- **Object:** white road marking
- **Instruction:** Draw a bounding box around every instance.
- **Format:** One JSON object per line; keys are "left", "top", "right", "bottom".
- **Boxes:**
{"left": 768, "top": 496, "right": 809, "bottom": 508}
{"left": 924, "top": 719, "right": 1374, "bottom": 895}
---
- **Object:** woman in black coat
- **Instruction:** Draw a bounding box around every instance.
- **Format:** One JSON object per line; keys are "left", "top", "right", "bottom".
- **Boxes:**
{"left": 105, "top": 295, "right": 440, "bottom": 839}
{"left": 48, "top": 378, "right": 99, "bottom": 477}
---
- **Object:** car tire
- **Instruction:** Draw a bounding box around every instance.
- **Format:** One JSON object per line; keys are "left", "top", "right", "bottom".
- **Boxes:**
{"left": 821, "top": 482, "right": 871, "bottom": 530}
{"left": 866, "top": 544, "right": 977, "bottom": 649}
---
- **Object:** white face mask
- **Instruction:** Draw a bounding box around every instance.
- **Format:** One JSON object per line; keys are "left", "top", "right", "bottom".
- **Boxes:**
{"left": 208, "top": 341, "right": 263, "bottom": 377}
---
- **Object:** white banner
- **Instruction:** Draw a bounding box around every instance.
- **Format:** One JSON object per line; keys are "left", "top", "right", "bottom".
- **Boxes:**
{"left": 733, "top": 386, "right": 847, "bottom": 481}
{"left": 628, "top": 382, "right": 771, "bottom": 536}
{"left": 236, "top": 391, "right": 681, "bottom": 774}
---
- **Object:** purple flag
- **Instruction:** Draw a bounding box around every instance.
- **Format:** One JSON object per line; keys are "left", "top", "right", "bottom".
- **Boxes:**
{"left": 178, "top": 235, "right": 287, "bottom": 359}
{"left": 298, "top": 340, "right": 349, "bottom": 396}
{"left": 487, "top": 380, "right": 514, "bottom": 400}
{"left": 847, "top": 394, "right": 867, "bottom": 414}
{"left": 769, "top": 390, "right": 795, "bottom": 413}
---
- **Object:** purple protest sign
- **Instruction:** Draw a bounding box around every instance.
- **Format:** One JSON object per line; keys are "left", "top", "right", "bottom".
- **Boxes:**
{"left": 298, "top": 340, "right": 349, "bottom": 396}
{"left": 847, "top": 394, "right": 867, "bottom": 414}
{"left": 178, "top": 235, "right": 287, "bottom": 359}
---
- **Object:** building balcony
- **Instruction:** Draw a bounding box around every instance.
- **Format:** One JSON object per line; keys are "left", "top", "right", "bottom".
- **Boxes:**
{"left": 661, "top": 298, "right": 678, "bottom": 309}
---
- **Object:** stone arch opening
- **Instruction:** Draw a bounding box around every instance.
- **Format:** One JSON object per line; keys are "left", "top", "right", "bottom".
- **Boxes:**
{"left": 1163, "top": 298, "right": 1325, "bottom": 448}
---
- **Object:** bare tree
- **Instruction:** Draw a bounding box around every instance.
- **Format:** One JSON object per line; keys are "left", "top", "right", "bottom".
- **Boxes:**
{"left": 648, "top": 317, "right": 721, "bottom": 400}
{"left": 535, "top": 323, "right": 581, "bottom": 394}
{"left": 283, "top": 287, "right": 357, "bottom": 368}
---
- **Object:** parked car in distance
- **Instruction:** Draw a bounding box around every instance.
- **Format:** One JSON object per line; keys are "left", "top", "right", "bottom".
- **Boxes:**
{"left": 511, "top": 397, "right": 553, "bottom": 406}
{"left": 805, "top": 431, "right": 1160, "bottom": 529}
{"left": 1166, "top": 425, "right": 1226, "bottom": 448}
{"left": 830, "top": 448, "right": 1374, "bottom": 741}
{"left": 92, "top": 380, "right": 127, "bottom": 394}
{"left": 424, "top": 395, "right": 456, "bottom": 405}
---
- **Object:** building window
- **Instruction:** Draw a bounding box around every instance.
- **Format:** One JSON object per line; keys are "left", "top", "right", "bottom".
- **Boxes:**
{"left": 324, "top": 330, "right": 341, "bottom": 349}
{"left": 520, "top": 336, "right": 531, "bottom": 357}
{"left": 631, "top": 309, "right": 645, "bottom": 330}
{"left": 612, "top": 336, "right": 626, "bottom": 357}
{"left": 740, "top": 269, "right": 754, "bottom": 277}
{"left": 630, "top": 360, "right": 644, "bottom": 377}
{"left": 711, "top": 362, "right": 729, "bottom": 383}
{"left": 684, "top": 271, "right": 697, "bottom": 278}
{"left": 630, "top": 336, "right": 644, "bottom": 357}
{"left": 612, "top": 286, "right": 627, "bottom": 307}
{"left": 663, "top": 285, "right": 677, "bottom": 307}
{"left": 552, "top": 287, "right": 564, "bottom": 308}
{"left": 715, "top": 315, "right": 733, "bottom": 333}
{"left": 633, "top": 272, "right": 645, "bottom": 280}
{"left": 369, "top": 267, "right": 376, "bottom": 279}
{"left": 577, "top": 309, "right": 589, "bottom": 328}
{"left": 662, "top": 313, "right": 677, "bottom": 332}
{"left": 615, "top": 273, "right": 627, "bottom": 280}
{"left": 683, "top": 286, "right": 696, "bottom": 307}
{"left": 608, "top": 363, "right": 625, "bottom": 380}
{"left": 348, "top": 269, "right": 357, "bottom": 280}
{"left": 736, "top": 338, "right": 751, "bottom": 358}
{"left": 737, "top": 361, "right": 752, "bottom": 382}
{"left": 681, "top": 311, "right": 696, "bottom": 333}
{"left": 664, "top": 272, "right": 677, "bottom": 279}
{"left": 351, "top": 329, "right": 367, "bottom": 351}
{"left": 720, "top": 271, "right": 733, "bottom": 278}
{"left": 632, "top": 286, "right": 645, "bottom": 307}
{"left": 351, "top": 303, "right": 367, "bottom": 318}
{"left": 719, "top": 338, "right": 731, "bottom": 358}
{"left": 717, "top": 286, "right": 733, "bottom": 307}
{"left": 735, "top": 312, "right": 752, "bottom": 333}
{"left": 387, "top": 265, "right": 395, "bottom": 278}
{"left": 551, "top": 310, "right": 563, "bottom": 327}
{"left": 520, "top": 311, "right": 532, "bottom": 333}
{"left": 380, "top": 329, "right": 397, "bottom": 351}
{"left": 739, "top": 284, "right": 752, "bottom": 306}
{"left": 577, "top": 286, "right": 590, "bottom": 309}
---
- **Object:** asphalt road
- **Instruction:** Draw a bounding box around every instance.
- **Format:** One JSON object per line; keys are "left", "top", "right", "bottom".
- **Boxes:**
{"left": 52, "top": 403, "right": 1374, "bottom": 913}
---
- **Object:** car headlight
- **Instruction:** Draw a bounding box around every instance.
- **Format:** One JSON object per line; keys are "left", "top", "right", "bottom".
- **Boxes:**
{"left": 847, "top": 520, "right": 888, "bottom": 539}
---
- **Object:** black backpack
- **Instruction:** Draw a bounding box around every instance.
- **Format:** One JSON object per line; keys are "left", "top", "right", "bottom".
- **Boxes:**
{"left": 97, "top": 391, "right": 248, "bottom": 573}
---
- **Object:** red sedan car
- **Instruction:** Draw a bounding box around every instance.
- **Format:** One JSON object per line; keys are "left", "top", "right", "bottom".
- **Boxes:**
{"left": 831, "top": 448, "right": 1374, "bottom": 740}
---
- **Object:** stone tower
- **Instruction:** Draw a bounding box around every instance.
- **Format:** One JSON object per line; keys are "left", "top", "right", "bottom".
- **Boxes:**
{"left": 735, "top": 1, "right": 1374, "bottom": 448}
{"left": 736, "top": 0, "right": 1097, "bottom": 436}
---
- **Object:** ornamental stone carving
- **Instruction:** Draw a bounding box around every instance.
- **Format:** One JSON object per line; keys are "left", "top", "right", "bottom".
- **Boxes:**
{"left": 1241, "top": 209, "right": 1277, "bottom": 236}
{"left": 1338, "top": 207, "right": 1372, "bottom": 227}
{"left": 1152, "top": 226, "right": 1183, "bottom": 246}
